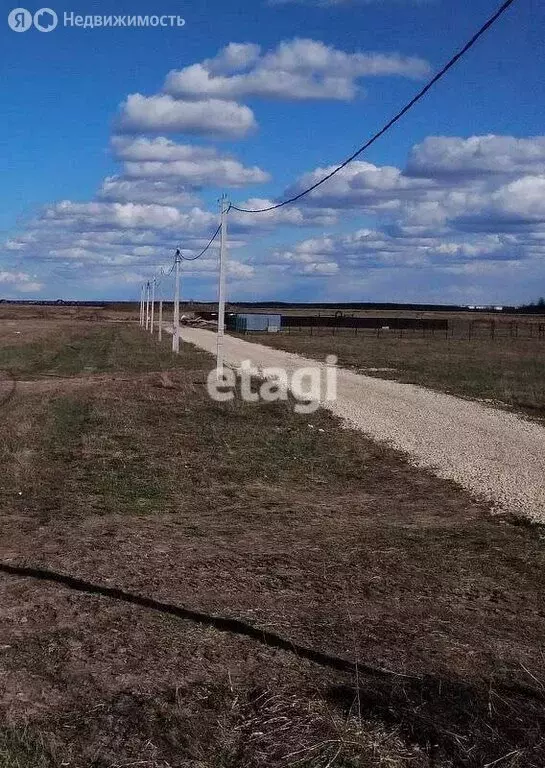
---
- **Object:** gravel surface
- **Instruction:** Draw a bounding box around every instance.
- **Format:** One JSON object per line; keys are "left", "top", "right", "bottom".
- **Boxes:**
{"left": 175, "top": 326, "right": 545, "bottom": 522}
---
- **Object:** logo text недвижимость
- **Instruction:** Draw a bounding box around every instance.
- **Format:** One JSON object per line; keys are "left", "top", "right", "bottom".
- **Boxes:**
{"left": 7, "top": 9, "right": 186, "bottom": 31}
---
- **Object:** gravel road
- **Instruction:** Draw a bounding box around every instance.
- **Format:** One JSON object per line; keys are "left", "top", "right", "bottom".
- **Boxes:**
{"left": 176, "top": 326, "right": 545, "bottom": 522}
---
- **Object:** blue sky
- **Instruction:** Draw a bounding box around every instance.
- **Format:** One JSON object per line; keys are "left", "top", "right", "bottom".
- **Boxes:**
{"left": 1, "top": 0, "right": 544, "bottom": 303}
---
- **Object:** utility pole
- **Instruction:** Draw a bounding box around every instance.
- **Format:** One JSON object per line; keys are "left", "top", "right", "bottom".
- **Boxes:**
{"left": 140, "top": 284, "right": 145, "bottom": 326}
{"left": 150, "top": 277, "right": 156, "bottom": 334}
{"left": 158, "top": 297, "right": 163, "bottom": 342}
{"left": 172, "top": 250, "right": 181, "bottom": 353}
{"left": 158, "top": 270, "right": 163, "bottom": 342}
{"left": 216, "top": 194, "right": 229, "bottom": 376}
{"left": 145, "top": 281, "right": 150, "bottom": 331}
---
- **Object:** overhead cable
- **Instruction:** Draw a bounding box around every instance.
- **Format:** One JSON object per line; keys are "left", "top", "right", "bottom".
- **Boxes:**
{"left": 229, "top": 0, "right": 517, "bottom": 214}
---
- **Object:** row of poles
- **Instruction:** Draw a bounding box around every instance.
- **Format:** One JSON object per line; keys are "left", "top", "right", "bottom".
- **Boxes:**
{"left": 138, "top": 195, "right": 229, "bottom": 373}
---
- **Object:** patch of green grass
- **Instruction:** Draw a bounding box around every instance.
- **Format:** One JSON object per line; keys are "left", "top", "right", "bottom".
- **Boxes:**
{"left": 94, "top": 457, "right": 164, "bottom": 508}
{"left": 0, "top": 324, "right": 210, "bottom": 379}
{"left": 0, "top": 339, "right": 59, "bottom": 378}
{"left": 0, "top": 727, "right": 54, "bottom": 768}
{"left": 48, "top": 396, "right": 94, "bottom": 445}
{"left": 0, "top": 327, "right": 115, "bottom": 378}
{"left": 37, "top": 391, "right": 170, "bottom": 518}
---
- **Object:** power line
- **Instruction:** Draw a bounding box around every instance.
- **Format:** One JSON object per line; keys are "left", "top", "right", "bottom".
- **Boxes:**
{"left": 180, "top": 223, "right": 222, "bottom": 261}
{"left": 139, "top": 222, "right": 222, "bottom": 314}
{"left": 229, "top": 0, "right": 517, "bottom": 215}
{"left": 155, "top": 224, "right": 222, "bottom": 284}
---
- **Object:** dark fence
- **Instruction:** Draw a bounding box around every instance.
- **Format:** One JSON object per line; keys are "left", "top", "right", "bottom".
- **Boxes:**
{"left": 281, "top": 315, "right": 448, "bottom": 331}
{"left": 198, "top": 312, "right": 447, "bottom": 331}
{"left": 196, "top": 311, "right": 545, "bottom": 341}
{"left": 282, "top": 319, "right": 545, "bottom": 341}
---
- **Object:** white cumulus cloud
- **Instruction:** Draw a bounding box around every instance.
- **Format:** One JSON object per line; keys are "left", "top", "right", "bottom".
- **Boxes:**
{"left": 99, "top": 177, "right": 199, "bottom": 207}
{"left": 407, "top": 136, "right": 545, "bottom": 179}
{"left": 116, "top": 94, "right": 257, "bottom": 138}
{"left": 164, "top": 39, "right": 430, "bottom": 102}
{"left": 0, "top": 271, "right": 43, "bottom": 293}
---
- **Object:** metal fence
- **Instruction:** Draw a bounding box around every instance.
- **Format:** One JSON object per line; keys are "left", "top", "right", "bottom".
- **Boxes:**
{"left": 279, "top": 319, "right": 545, "bottom": 341}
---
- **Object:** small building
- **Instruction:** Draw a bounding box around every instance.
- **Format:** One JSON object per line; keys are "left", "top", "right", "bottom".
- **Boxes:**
{"left": 227, "top": 312, "right": 282, "bottom": 333}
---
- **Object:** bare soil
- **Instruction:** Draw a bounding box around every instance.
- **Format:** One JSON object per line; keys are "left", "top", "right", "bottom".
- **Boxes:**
{"left": 1, "top": 318, "right": 545, "bottom": 767}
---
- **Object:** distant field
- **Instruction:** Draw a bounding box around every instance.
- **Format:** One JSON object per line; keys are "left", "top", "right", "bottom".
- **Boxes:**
{"left": 2, "top": 313, "right": 545, "bottom": 766}
{"left": 3, "top": 305, "right": 544, "bottom": 417}
{"left": 0, "top": 303, "right": 137, "bottom": 323}
{"left": 243, "top": 330, "right": 545, "bottom": 419}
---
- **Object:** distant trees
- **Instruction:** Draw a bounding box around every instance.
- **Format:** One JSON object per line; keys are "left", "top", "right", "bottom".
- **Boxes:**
{"left": 518, "top": 297, "right": 545, "bottom": 314}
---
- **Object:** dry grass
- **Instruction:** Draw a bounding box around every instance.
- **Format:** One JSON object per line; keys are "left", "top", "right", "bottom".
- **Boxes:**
{"left": 0, "top": 726, "right": 56, "bottom": 768}
{"left": 0, "top": 304, "right": 137, "bottom": 324}
{"left": 1, "top": 317, "right": 545, "bottom": 766}
{"left": 244, "top": 331, "right": 545, "bottom": 419}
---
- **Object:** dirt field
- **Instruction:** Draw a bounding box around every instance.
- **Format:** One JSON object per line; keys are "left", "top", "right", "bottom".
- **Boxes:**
{"left": 2, "top": 316, "right": 545, "bottom": 767}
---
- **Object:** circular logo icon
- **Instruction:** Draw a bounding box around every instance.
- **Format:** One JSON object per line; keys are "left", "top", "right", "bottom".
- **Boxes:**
{"left": 33, "top": 7, "right": 58, "bottom": 32}
{"left": 8, "top": 7, "right": 32, "bottom": 31}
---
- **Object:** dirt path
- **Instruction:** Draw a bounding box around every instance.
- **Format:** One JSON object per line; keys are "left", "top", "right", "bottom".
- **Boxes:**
{"left": 176, "top": 326, "right": 545, "bottom": 522}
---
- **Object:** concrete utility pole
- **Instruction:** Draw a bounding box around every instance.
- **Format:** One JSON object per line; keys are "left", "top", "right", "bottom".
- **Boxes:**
{"left": 140, "top": 284, "right": 145, "bottom": 326}
{"left": 150, "top": 277, "right": 156, "bottom": 334}
{"left": 145, "top": 281, "right": 150, "bottom": 331}
{"left": 216, "top": 194, "right": 229, "bottom": 375}
{"left": 157, "top": 269, "right": 163, "bottom": 341}
{"left": 142, "top": 284, "right": 146, "bottom": 327}
{"left": 158, "top": 298, "right": 163, "bottom": 342}
{"left": 172, "top": 250, "right": 181, "bottom": 353}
